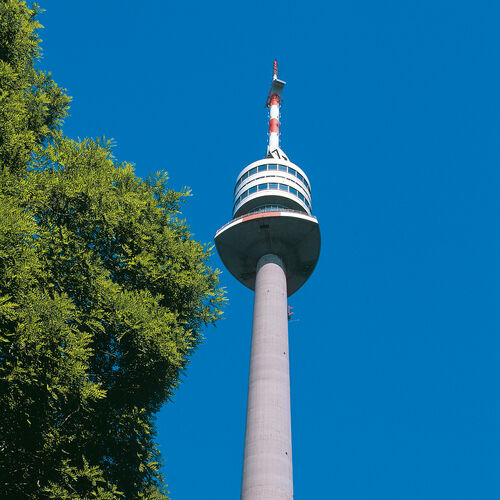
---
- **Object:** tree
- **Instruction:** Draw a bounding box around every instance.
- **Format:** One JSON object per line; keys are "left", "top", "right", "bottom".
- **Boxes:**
{"left": 0, "top": 2, "right": 225, "bottom": 498}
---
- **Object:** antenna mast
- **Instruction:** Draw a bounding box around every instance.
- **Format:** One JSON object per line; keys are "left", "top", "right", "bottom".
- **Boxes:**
{"left": 266, "top": 59, "right": 286, "bottom": 155}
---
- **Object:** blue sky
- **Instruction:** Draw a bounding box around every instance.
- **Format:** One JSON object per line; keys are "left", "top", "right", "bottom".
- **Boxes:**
{"left": 40, "top": 1, "right": 500, "bottom": 498}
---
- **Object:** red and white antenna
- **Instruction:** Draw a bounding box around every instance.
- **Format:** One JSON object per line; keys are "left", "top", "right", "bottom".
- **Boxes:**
{"left": 266, "top": 60, "right": 286, "bottom": 157}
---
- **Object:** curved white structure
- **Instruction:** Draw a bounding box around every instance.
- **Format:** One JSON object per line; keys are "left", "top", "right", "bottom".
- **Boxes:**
{"left": 232, "top": 158, "right": 312, "bottom": 217}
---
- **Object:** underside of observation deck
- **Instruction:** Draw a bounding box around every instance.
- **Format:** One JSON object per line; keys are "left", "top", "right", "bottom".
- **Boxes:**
{"left": 214, "top": 210, "right": 321, "bottom": 297}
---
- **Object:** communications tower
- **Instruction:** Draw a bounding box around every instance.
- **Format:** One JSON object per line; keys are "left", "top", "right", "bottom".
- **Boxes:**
{"left": 215, "top": 61, "right": 321, "bottom": 499}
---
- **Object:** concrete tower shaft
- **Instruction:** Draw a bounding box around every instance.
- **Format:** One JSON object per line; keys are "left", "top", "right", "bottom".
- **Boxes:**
{"left": 241, "top": 254, "right": 292, "bottom": 499}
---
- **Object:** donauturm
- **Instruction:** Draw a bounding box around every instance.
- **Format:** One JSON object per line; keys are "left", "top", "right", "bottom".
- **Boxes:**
{"left": 214, "top": 60, "right": 321, "bottom": 500}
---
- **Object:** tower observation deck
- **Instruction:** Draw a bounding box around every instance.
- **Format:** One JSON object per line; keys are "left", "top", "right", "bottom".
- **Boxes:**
{"left": 214, "top": 61, "right": 321, "bottom": 499}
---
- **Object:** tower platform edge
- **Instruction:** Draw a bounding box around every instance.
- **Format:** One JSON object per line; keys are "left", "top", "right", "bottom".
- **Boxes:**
{"left": 215, "top": 210, "right": 321, "bottom": 297}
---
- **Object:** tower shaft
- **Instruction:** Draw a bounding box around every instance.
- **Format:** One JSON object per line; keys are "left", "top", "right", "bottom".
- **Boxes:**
{"left": 241, "top": 254, "right": 293, "bottom": 500}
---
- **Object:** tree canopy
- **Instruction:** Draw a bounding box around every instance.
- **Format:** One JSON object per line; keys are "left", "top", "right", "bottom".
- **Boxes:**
{"left": 0, "top": 1, "right": 224, "bottom": 498}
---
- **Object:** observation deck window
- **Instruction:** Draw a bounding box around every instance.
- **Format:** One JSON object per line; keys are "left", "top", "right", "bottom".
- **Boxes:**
{"left": 235, "top": 164, "right": 311, "bottom": 194}
{"left": 233, "top": 182, "right": 312, "bottom": 214}
{"left": 249, "top": 204, "right": 290, "bottom": 214}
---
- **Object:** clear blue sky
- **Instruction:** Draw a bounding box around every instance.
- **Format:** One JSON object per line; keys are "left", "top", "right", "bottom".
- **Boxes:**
{"left": 40, "top": 1, "right": 500, "bottom": 498}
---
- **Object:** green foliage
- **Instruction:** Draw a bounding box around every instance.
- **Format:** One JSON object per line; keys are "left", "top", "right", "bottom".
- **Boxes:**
{"left": 0, "top": 1, "right": 225, "bottom": 498}
{"left": 0, "top": 0, "right": 70, "bottom": 176}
